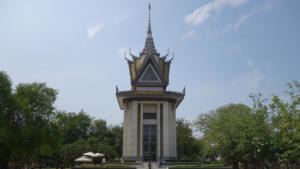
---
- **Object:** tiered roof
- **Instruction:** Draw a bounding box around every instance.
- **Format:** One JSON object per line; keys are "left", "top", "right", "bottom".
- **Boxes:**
{"left": 116, "top": 4, "right": 185, "bottom": 110}
{"left": 125, "top": 4, "right": 173, "bottom": 90}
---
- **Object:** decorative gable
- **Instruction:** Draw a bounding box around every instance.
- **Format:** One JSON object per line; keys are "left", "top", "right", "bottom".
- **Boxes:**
{"left": 139, "top": 64, "right": 161, "bottom": 82}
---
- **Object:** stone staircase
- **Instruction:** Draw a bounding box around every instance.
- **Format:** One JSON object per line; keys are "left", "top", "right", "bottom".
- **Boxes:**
{"left": 136, "top": 162, "right": 168, "bottom": 169}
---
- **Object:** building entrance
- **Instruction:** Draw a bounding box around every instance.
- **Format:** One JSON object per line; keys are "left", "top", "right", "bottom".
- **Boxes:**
{"left": 143, "top": 124, "right": 157, "bottom": 161}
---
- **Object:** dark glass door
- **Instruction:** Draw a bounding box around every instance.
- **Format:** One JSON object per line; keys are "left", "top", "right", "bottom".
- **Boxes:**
{"left": 143, "top": 125, "right": 157, "bottom": 161}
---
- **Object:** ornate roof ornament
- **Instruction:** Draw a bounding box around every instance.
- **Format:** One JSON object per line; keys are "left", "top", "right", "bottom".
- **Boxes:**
{"left": 141, "top": 4, "right": 158, "bottom": 56}
{"left": 129, "top": 48, "right": 139, "bottom": 60}
{"left": 116, "top": 4, "right": 185, "bottom": 112}
{"left": 161, "top": 48, "right": 169, "bottom": 60}
{"left": 124, "top": 4, "right": 175, "bottom": 89}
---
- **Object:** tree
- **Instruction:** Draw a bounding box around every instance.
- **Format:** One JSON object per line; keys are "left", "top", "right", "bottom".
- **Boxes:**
{"left": 13, "top": 83, "right": 58, "bottom": 168}
{"left": 0, "top": 71, "right": 16, "bottom": 169}
{"left": 57, "top": 111, "right": 92, "bottom": 144}
{"left": 176, "top": 119, "right": 202, "bottom": 161}
{"left": 61, "top": 139, "right": 90, "bottom": 167}
{"left": 61, "top": 138, "right": 118, "bottom": 166}
{"left": 106, "top": 125, "right": 123, "bottom": 157}
{"left": 269, "top": 81, "right": 300, "bottom": 168}
{"left": 196, "top": 104, "right": 253, "bottom": 169}
{"left": 0, "top": 76, "right": 59, "bottom": 169}
{"left": 90, "top": 119, "right": 108, "bottom": 143}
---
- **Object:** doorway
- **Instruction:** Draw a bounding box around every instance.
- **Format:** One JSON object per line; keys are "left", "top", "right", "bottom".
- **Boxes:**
{"left": 142, "top": 124, "right": 157, "bottom": 161}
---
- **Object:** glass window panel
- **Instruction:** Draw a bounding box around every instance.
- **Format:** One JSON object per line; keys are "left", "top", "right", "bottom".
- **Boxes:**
{"left": 143, "top": 153, "right": 149, "bottom": 161}
{"left": 151, "top": 135, "right": 156, "bottom": 142}
{"left": 144, "top": 144, "right": 149, "bottom": 152}
{"left": 144, "top": 136, "right": 149, "bottom": 142}
{"left": 143, "top": 113, "right": 157, "bottom": 119}
{"left": 151, "top": 144, "right": 156, "bottom": 151}
{"left": 151, "top": 153, "right": 156, "bottom": 161}
{"left": 151, "top": 127, "right": 156, "bottom": 134}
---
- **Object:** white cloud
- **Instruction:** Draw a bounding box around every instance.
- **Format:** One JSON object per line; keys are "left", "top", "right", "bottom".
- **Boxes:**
{"left": 184, "top": 0, "right": 248, "bottom": 26}
{"left": 87, "top": 24, "right": 104, "bottom": 39}
{"left": 224, "top": 0, "right": 282, "bottom": 32}
{"left": 261, "top": 0, "right": 282, "bottom": 12}
{"left": 232, "top": 69, "right": 264, "bottom": 92}
{"left": 172, "top": 24, "right": 179, "bottom": 29}
{"left": 225, "top": 13, "right": 252, "bottom": 32}
{"left": 247, "top": 60, "right": 253, "bottom": 68}
{"left": 228, "top": 43, "right": 242, "bottom": 52}
{"left": 180, "top": 30, "right": 197, "bottom": 40}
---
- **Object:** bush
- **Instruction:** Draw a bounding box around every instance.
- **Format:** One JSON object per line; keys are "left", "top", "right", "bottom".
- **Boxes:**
{"left": 81, "top": 164, "right": 102, "bottom": 167}
{"left": 108, "top": 159, "right": 121, "bottom": 162}
{"left": 105, "top": 164, "right": 130, "bottom": 167}
{"left": 201, "top": 163, "right": 223, "bottom": 167}
{"left": 166, "top": 159, "right": 195, "bottom": 162}
{"left": 123, "top": 160, "right": 136, "bottom": 162}
{"left": 179, "top": 160, "right": 194, "bottom": 162}
{"left": 173, "top": 165, "right": 200, "bottom": 168}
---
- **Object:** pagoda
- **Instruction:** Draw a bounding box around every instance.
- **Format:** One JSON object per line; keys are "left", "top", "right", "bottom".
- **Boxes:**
{"left": 116, "top": 5, "right": 185, "bottom": 161}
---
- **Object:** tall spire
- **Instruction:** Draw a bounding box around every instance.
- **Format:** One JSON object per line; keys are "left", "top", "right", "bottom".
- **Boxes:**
{"left": 147, "top": 4, "right": 152, "bottom": 38}
{"left": 142, "top": 3, "right": 157, "bottom": 55}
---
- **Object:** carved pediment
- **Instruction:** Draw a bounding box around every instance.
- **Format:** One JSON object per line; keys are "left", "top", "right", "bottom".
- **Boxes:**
{"left": 139, "top": 64, "right": 161, "bottom": 82}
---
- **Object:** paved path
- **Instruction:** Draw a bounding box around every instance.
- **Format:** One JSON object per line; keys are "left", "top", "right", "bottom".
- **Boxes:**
{"left": 137, "top": 162, "right": 168, "bottom": 169}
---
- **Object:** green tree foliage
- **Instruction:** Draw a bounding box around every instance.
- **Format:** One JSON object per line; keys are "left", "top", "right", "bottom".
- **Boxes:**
{"left": 90, "top": 119, "right": 108, "bottom": 143}
{"left": 0, "top": 71, "right": 15, "bottom": 169}
{"left": 0, "top": 72, "right": 123, "bottom": 168}
{"left": 196, "top": 81, "right": 300, "bottom": 169}
{"left": 196, "top": 104, "right": 253, "bottom": 168}
{"left": 106, "top": 125, "right": 123, "bottom": 157}
{"left": 2, "top": 71, "right": 299, "bottom": 169}
{"left": 269, "top": 81, "right": 300, "bottom": 168}
{"left": 176, "top": 119, "right": 203, "bottom": 161}
{"left": 0, "top": 72, "right": 60, "bottom": 169}
{"left": 14, "top": 83, "right": 58, "bottom": 156}
{"left": 61, "top": 138, "right": 117, "bottom": 166}
{"left": 56, "top": 111, "right": 92, "bottom": 144}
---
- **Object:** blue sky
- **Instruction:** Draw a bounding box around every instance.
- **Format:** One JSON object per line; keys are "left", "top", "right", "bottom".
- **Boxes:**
{"left": 1, "top": 0, "right": 299, "bottom": 125}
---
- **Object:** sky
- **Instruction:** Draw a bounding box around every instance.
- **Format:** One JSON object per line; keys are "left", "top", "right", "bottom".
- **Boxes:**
{"left": 1, "top": 0, "right": 299, "bottom": 125}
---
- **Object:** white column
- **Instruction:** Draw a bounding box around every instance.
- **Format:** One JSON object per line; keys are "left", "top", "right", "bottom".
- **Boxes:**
{"left": 163, "top": 102, "right": 170, "bottom": 157}
{"left": 157, "top": 102, "right": 160, "bottom": 158}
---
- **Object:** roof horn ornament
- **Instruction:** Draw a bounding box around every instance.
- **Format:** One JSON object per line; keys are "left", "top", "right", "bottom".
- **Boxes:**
{"left": 129, "top": 48, "right": 139, "bottom": 60}
{"left": 124, "top": 52, "right": 132, "bottom": 62}
{"left": 166, "top": 52, "right": 174, "bottom": 63}
{"left": 161, "top": 48, "right": 169, "bottom": 60}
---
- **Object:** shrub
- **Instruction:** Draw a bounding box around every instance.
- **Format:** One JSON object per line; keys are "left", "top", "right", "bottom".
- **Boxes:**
{"left": 81, "top": 164, "right": 102, "bottom": 167}
{"left": 201, "top": 163, "right": 223, "bottom": 167}
{"left": 124, "top": 160, "right": 136, "bottom": 162}
{"left": 108, "top": 159, "right": 121, "bottom": 162}
{"left": 105, "top": 164, "right": 131, "bottom": 167}
{"left": 173, "top": 165, "right": 200, "bottom": 168}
